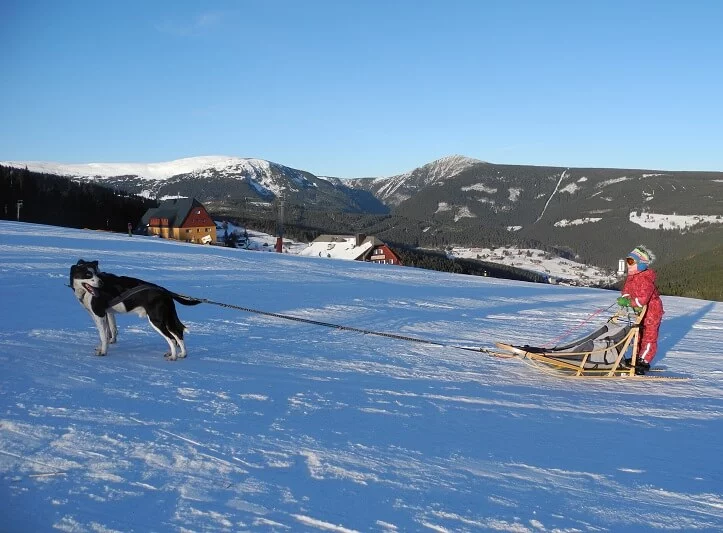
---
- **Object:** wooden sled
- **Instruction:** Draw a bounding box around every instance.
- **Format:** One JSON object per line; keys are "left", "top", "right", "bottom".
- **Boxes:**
{"left": 495, "top": 307, "right": 685, "bottom": 380}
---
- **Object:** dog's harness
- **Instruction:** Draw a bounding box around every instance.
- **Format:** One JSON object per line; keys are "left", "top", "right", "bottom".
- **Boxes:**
{"left": 107, "top": 284, "right": 164, "bottom": 307}
{"left": 69, "top": 281, "right": 163, "bottom": 307}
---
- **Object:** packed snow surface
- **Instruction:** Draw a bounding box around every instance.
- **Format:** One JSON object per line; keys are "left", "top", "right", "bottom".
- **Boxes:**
{"left": 1, "top": 221, "right": 722, "bottom": 533}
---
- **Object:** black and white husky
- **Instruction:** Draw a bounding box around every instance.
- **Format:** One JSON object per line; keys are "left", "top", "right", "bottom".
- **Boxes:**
{"left": 69, "top": 259, "right": 202, "bottom": 360}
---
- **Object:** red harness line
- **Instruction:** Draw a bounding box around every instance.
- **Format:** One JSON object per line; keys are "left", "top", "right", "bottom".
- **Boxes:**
{"left": 541, "top": 303, "right": 617, "bottom": 349}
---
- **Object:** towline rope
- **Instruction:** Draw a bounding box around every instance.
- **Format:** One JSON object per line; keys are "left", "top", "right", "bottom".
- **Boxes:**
{"left": 179, "top": 293, "right": 502, "bottom": 356}
{"left": 542, "top": 302, "right": 619, "bottom": 348}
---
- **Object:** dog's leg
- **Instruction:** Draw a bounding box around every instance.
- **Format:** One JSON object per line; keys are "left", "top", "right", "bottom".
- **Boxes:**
{"left": 147, "top": 317, "right": 178, "bottom": 361}
{"left": 101, "top": 315, "right": 112, "bottom": 345}
{"left": 171, "top": 333, "right": 187, "bottom": 358}
{"left": 82, "top": 307, "right": 108, "bottom": 356}
{"left": 107, "top": 312, "right": 118, "bottom": 343}
{"left": 91, "top": 312, "right": 109, "bottom": 356}
{"left": 168, "top": 306, "right": 187, "bottom": 358}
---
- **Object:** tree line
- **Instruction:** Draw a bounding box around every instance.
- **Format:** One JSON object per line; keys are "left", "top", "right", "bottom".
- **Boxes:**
{"left": 0, "top": 165, "right": 157, "bottom": 231}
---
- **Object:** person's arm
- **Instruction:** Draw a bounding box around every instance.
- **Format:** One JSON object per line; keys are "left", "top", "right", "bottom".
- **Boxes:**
{"left": 628, "top": 276, "right": 655, "bottom": 307}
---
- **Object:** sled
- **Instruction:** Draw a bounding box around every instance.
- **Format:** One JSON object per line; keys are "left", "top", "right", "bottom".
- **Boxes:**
{"left": 494, "top": 306, "right": 685, "bottom": 380}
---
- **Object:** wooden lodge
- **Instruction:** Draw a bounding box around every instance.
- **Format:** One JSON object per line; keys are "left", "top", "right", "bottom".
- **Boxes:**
{"left": 140, "top": 198, "right": 216, "bottom": 244}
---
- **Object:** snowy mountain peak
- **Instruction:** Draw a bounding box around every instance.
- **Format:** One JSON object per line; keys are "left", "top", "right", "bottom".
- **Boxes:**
{"left": 421, "top": 154, "right": 487, "bottom": 177}
{"left": 0, "top": 155, "right": 275, "bottom": 181}
{"left": 370, "top": 154, "right": 487, "bottom": 205}
{"left": 0, "top": 155, "right": 324, "bottom": 202}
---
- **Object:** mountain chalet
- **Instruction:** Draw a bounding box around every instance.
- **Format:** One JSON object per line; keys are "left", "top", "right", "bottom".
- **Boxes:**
{"left": 300, "top": 234, "right": 402, "bottom": 265}
{"left": 140, "top": 198, "right": 216, "bottom": 244}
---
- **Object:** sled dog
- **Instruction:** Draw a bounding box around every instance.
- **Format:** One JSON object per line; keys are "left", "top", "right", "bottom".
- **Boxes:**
{"left": 69, "top": 259, "right": 201, "bottom": 359}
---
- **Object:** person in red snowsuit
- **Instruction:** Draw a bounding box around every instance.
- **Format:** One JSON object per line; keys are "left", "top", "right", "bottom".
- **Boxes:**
{"left": 617, "top": 246, "right": 664, "bottom": 371}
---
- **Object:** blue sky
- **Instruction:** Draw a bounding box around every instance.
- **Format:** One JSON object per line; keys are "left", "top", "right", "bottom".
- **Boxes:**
{"left": 2, "top": 1, "right": 722, "bottom": 177}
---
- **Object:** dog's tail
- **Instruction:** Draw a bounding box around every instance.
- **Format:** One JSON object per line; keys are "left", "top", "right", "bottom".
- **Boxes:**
{"left": 171, "top": 293, "right": 204, "bottom": 306}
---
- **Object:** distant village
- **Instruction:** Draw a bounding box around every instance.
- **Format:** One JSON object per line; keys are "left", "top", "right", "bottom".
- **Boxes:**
{"left": 140, "top": 198, "right": 403, "bottom": 266}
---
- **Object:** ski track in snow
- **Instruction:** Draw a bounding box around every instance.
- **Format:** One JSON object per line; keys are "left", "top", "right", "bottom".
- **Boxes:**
{"left": 0, "top": 221, "right": 722, "bottom": 532}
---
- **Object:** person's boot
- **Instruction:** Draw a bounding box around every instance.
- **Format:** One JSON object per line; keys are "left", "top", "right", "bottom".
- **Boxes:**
{"left": 635, "top": 360, "right": 651, "bottom": 375}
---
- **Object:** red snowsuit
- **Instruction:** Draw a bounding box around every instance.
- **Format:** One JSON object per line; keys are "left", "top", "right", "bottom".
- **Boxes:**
{"left": 622, "top": 269, "right": 664, "bottom": 363}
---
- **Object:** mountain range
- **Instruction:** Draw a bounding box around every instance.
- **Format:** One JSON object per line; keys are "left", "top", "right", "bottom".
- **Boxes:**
{"left": 3, "top": 155, "right": 722, "bottom": 269}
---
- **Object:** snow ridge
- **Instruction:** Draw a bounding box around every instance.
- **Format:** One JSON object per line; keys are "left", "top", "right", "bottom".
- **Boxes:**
{"left": 375, "top": 155, "right": 484, "bottom": 204}
{"left": 0, "top": 156, "right": 247, "bottom": 181}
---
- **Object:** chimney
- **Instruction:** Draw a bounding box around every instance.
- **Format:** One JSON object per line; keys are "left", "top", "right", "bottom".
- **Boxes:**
{"left": 356, "top": 233, "right": 366, "bottom": 247}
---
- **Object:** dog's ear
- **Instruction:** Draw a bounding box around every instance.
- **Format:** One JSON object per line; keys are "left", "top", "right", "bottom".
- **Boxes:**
{"left": 91, "top": 260, "right": 99, "bottom": 269}
{"left": 69, "top": 264, "right": 78, "bottom": 286}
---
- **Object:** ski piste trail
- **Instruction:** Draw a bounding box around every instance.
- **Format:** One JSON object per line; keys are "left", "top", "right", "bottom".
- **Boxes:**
{"left": 534, "top": 168, "right": 568, "bottom": 223}
{"left": 1, "top": 221, "right": 721, "bottom": 532}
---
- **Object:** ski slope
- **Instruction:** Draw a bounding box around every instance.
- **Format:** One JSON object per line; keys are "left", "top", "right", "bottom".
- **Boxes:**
{"left": 1, "top": 221, "right": 721, "bottom": 532}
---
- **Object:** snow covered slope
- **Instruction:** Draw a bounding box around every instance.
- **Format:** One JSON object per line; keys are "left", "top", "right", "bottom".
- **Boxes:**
{"left": 447, "top": 246, "right": 618, "bottom": 285}
{"left": 1, "top": 221, "right": 722, "bottom": 532}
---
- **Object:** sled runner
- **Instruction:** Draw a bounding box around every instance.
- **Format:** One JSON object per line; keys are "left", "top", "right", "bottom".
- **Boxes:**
{"left": 495, "top": 306, "right": 684, "bottom": 380}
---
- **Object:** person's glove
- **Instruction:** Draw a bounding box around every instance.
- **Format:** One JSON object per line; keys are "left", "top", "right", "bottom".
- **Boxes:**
{"left": 633, "top": 306, "right": 644, "bottom": 314}
{"left": 617, "top": 296, "right": 631, "bottom": 307}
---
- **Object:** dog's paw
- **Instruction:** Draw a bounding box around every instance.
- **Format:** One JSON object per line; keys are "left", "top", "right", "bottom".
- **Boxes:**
{"left": 164, "top": 352, "right": 177, "bottom": 361}
{"left": 95, "top": 349, "right": 107, "bottom": 356}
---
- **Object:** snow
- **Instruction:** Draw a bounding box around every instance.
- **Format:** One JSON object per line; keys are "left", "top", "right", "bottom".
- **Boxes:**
{"left": 461, "top": 184, "right": 497, "bottom": 194}
{"left": 597, "top": 176, "right": 629, "bottom": 188}
{"left": 298, "top": 236, "right": 373, "bottom": 261}
{"left": 558, "top": 183, "right": 579, "bottom": 194}
{"left": 554, "top": 217, "right": 602, "bottom": 227}
{"left": 508, "top": 188, "right": 522, "bottom": 202}
{"left": 454, "top": 206, "right": 476, "bottom": 222}
{"left": 629, "top": 211, "right": 723, "bottom": 231}
{"left": 1, "top": 220, "right": 722, "bottom": 532}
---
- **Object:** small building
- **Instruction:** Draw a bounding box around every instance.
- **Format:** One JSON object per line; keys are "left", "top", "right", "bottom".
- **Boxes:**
{"left": 300, "top": 234, "right": 402, "bottom": 265}
{"left": 617, "top": 258, "right": 627, "bottom": 277}
{"left": 140, "top": 198, "right": 217, "bottom": 244}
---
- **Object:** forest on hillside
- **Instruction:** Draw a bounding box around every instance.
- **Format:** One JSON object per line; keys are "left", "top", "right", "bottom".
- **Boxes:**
{"left": 0, "top": 165, "right": 157, "bottom": 231}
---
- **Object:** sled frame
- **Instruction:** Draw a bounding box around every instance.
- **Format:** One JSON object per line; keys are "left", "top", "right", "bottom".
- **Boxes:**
{"left": 496, "top": 307, "right": 647, "bottom": 378}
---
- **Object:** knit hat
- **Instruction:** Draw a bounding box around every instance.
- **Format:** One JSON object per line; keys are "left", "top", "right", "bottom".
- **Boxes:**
{"left": 627, "top": 245, "right": 655, "bottom": 271}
